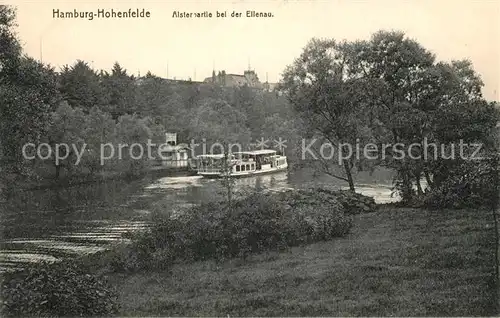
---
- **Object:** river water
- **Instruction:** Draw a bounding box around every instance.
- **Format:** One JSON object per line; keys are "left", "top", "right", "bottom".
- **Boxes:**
{"left": 0, "top": 169, "right": 398, "bottom": 272}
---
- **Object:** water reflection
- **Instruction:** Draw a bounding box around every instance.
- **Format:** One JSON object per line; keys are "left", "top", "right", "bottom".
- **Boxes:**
{"left": 145, "top": 176, "right": 204, "bottom": 190}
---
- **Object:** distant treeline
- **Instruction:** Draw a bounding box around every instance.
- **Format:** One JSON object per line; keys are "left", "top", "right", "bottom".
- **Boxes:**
{"left": 0, "top": 6, "right": 301, "bottom": 184}
{"left": 1, "top": 58, "right": 300, "bottom": 182}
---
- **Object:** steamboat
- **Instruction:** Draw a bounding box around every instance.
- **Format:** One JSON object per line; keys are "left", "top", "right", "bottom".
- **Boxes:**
{"left": 196, "top": 149, "right": 288, "bottom": 178}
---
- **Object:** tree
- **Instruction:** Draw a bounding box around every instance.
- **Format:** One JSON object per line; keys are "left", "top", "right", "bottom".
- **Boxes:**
{"left": 219, "top": 144, "right": 236, "bottom": 207}
{"left": 342, "top": 31, "right": 499, "bottom": 202}
{"left": 102, "top": 62, "right": 137, "bottom": 118}
{"left": 58, "top": 60, "right": 107, "bottom": 111}
{"left": 280, "top": 38, "right": 373, "bottom": 191}
{"left": 229, "top": 86, "right": 264, "bottom": 137}
{"left": 135, "top": 73, "right": 177, "bottom": 122}
{"left": 0, "top": 5, "right": 21, "bottom": 78}
{"left": 0, "top": 5, "right": 65, "bottom": 188}
{"left": 81, "top": 106, "right": 116, "bottom": 175}
{"left": 338, "top": 31, "right": 437, "bottom": 199}
{"left": 46, "top": 102, "right": 86, "bottom": 178}
{"left": 1, "top": 57, "right": 60, "bottom": 177}
{"left": 115, "top": 114, "right": 153, "bottom": 176}
{"left": 189, "top": 98, "right": 251, "bottom": 154}
{"left": 424, "top": 61, "right": 500, "bottom": 194}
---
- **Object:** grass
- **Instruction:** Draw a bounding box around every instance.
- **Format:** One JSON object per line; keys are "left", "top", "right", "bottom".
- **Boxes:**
{"left": 108, "top": 206, "right": 497, "bottom": 316}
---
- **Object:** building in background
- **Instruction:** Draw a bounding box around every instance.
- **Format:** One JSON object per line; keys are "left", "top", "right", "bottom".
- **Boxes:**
{"left": 136, "top": 68, "right": 279, "bottom": 93}
{"left": 203, "top": 69, "right": 277, "bottom": 92}
{"left": 159, "top": 132, "right": 190, "bottom": 169}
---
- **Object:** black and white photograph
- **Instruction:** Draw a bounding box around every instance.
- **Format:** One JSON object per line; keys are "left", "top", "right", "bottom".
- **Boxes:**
{"left": 0, "top": 0, "right": 499, "bottom": 316}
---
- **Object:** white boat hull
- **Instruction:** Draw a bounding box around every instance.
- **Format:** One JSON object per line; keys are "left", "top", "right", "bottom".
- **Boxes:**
{"left": 198, "top": 164, "right": 288, "bottom": 178}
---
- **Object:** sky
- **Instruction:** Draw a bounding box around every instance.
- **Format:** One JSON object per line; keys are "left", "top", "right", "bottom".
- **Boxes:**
{"left": 6, "top": 0, "right": 500, "bottom": 101}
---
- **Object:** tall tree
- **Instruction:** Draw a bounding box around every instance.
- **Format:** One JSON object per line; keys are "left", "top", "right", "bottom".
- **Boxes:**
{"left": 102, "top": 62, "right": 137, "bottom": 118}
{"left": 280, "top": 38, "right": 373, "bottom": 191}
{"left": 0, "top": 5, "right": 21, "bottom": 78}
{"left": 81, "top": 106, "right": 116, "bottom": 175}
{"left": 342, "top": 31, "right": 436, "bottom": 199}
{"left": 189, "top": 98, "right": 251, "bottom": 154}
{"left": 342, "top": 31, "right": 499, "bottom": 201}
{"left": 114, "top": 113, "right": 152, "bottom": 176}
{"left": 135, "top": 73, "right": 173, "bottom": 118}
{"left": 58, "top": 60, "right": 107, "bottom": 111}
{"left": 46, "top": 102, "right": 86, "bottom": 179}
{"left": 0, "top": 6, "right": 60, "bottom": 179}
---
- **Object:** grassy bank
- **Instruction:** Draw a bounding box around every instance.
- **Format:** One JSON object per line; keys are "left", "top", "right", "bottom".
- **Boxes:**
{"left": 109, "top": 206, "right": 497, "bottom": 316}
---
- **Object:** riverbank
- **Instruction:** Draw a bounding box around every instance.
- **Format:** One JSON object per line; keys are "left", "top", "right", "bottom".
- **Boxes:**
{"left": 0, "top": 166, "right": 193, "bottom": 193}
{"left": 109, "top": 205, "right": 497, "bottom": 316}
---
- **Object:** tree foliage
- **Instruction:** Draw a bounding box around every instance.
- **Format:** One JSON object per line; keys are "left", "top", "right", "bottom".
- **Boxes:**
{"left": 0, "top": 9, "right": 60, "bottom": 176}
{"left": 0, "top": 5, "right": 21, "bottom": 75}
{"left": 189, "top": 98, "right": 251, "bottom": 150}
{"left": 280, "top": 30, "right": 499, "bottom": 201}
{"left": 58, "top": 60, "right": 107, "bottom": 111}
{"left": 101, "top": 62, "right": 137, "bottom": 117}
{"left": 281, "top": 38, "right": 375, "bottom": 191}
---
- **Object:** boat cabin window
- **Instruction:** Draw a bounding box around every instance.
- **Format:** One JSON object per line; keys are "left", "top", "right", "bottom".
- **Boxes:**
{"left": 236, "top": 165, "right": 240, "bottom": 172}
{"left": 241, "top": 165, "right": 246, "bottom": 171}
{"left": 246, "top": 164, "right": 250, "bottom": 171}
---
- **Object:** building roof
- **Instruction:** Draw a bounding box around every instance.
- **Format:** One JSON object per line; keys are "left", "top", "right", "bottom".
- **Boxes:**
{"left": 159, "top": 144, "right": 190, "bottom": 152}
{"left": 226, "top": 74, "right": 248, "bottom": 86}
{"left": 204, "top": 70, "right": 263, "bottom": 88}
{"left": 237, "top": 149, "right": 277, "bottom": 155}
{"left": 264, "top": 82, "right": 278, "bottom": 91}
{"left": 196, "top": 154, "right": 225, "bottom": 159}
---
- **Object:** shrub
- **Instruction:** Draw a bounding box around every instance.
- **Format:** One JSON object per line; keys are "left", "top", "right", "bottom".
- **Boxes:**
{"left": 1, "top": 260, "right": 118, "bottom": 317}
{"left": 306, "top": 188, "right": 377, "bottom": 215}
{"left": 120, "top": 188, "right": 361, "bottom": 271}
{"left": 107, "top": 242, "right": 143, "bottom": 273}
{"left": 422, "top": 159, "right": 497, "bottom": 209}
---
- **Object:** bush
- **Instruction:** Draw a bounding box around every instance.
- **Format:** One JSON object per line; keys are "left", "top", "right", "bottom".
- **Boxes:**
{"left": 119, "top": 188, "right": 364, "bottom": 271}
{"left": 1, "top": 261, "right": 118, "bottom": 317}
{"left": 422, "top": 159, "right": 497, "bottom": 209}
{"left": 107, "top": 242, "right": 143, "bottom": 273}
{"left": 307, "top": 188, "right": 377, "bottom": 215}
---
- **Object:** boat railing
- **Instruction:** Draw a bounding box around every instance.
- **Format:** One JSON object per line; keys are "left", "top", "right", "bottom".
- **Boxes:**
{"left": 197, "top": 167, "right": 224, "bottom": 173}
